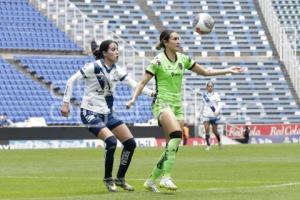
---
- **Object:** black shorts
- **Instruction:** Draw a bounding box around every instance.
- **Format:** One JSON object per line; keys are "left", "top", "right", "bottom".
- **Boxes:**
{"left": 80, "top": 108, "right": 123, "bottom": 136}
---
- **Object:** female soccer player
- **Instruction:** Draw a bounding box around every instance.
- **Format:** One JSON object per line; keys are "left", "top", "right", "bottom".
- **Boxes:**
{"left": 61, "top": 40, "right": 154, "bottom": 192}
{"left": 201, "top": 82, "right": 222, "bottom": 150}
{"left": 126, "top": 30, "right": 244, "bottom": 192}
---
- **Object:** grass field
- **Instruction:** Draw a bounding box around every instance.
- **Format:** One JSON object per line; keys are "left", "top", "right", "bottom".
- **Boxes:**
{"left": 1, "top": 144, "right": 300, "bottom": 200}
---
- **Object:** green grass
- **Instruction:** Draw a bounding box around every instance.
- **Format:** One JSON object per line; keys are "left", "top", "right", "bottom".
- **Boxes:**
{"left": 1, "top": 144, "right": 300, "bottom": 200}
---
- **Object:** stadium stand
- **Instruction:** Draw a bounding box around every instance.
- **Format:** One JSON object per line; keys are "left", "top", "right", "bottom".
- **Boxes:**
{"left": 69, "top": 0, "right": 273, "bottom": 57}
{"left": 148, "top": 0, "right": 272, "bottom": 56}
{"left": 271, "top": 0, "right": 300, "bottom": 51}
{"left": 184, "top": 60, "right": 300, "bottom": 124}
{"left": 0, "top": 57, "right": 80, "bottom": 125}
{"left": 69, "top": 0, "right": 160, "bottom": 53}
{"left": 0, "top": 0, "right": 82, "bottom": 51}
{"left": 15, "top": 56, "right": 93, "bottom": 94}
{"left": 15, "top": 56, "right": 153, "bottom": 124}
{"left": 0, "top": 0, "right": 299, "bottom": 126}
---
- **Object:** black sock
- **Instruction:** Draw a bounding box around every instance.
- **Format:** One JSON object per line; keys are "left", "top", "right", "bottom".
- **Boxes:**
{"left": 117, "top": 138, "right": 136, "bottom": 178}
{"left": 215, "top": 133, "right": 221, "bottom": 143}
{"left": 104, "top": 136, "right": 117, "bottom": 178}
{"left": 205, "top": 134, "right": 210, "bottom": 146}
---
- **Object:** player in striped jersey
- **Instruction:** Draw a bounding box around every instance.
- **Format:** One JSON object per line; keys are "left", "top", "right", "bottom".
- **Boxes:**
{"left": 61, "top": 40, "right": 154, "bottom": 192}
{"left": 201, "top": 82, "right": 222, "bottom": 150}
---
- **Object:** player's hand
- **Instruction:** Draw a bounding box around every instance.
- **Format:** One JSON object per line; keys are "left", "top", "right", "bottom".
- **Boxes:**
{"left": 126, "top": 99, "right": 135, "bottom": 109}
{"left": 61, "top": 103, "right": 70, "bottom": 117}
{"left": 229, "top": 66, "right": 245, "bottom": 74}
{"left": 214, "top": 111, "right": 219, "bottom": 116}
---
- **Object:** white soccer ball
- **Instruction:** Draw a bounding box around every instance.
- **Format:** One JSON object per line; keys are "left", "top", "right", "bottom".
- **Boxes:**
{"left": 192, "top": 13, "right": 215, "bottom": 34}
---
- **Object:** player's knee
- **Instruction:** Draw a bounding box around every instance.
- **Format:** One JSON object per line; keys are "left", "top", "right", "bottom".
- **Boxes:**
{"left": 105, "top": 136, "right": 117, "bottom": 150}
{"left": 123, "top": 138, "right": 136, "bottom": 150}
{"left": 169, "top": 131, "right": 182, "bottom": 139}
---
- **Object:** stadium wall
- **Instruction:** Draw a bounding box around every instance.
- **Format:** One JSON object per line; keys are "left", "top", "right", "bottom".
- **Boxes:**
{"left": 0, "top": 126, "right": 198, "bottom": 150}
{"left": 0, "top": 126, "right": 195, "bottom": 140}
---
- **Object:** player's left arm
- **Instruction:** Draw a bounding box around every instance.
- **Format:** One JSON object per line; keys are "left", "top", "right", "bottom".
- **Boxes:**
{"left": 126, "top": 72, "right": 153, "bottom": 109}
{"left": 200, "top": 98, "right": 205, "bottom": 118}
{"left": 214, "top": 94, "right": 222, "bottom": 116}
{"left": 191, "top": 63, "right": 244, "bottom": 76}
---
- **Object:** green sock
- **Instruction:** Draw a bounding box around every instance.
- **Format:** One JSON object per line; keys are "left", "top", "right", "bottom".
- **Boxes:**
{"left": 149, "top": 151, "right": 166, "bottom": 181}
{"left": 162, "top": 138, "right": 181, "bottom": 177}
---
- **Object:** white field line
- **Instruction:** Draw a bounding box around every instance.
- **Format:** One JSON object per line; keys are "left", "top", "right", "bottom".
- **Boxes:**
{"left": 1, "top": 176, "right": 300, "bottom": 196}
{"left": 1, "top": 182, "right": 300, "bottom": 200}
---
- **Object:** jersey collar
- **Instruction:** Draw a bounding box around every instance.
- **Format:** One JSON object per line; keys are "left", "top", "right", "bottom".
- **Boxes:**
{"left": 99, "top": 59, "right": 116, "bottom": 73}
{"left": 164, "top": 50, "right": 177, "bottom": 63}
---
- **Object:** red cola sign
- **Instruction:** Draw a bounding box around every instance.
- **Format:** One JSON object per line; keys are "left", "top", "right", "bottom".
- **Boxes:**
{"left": 226, "top": 124, "right": 300, "bottom": 139}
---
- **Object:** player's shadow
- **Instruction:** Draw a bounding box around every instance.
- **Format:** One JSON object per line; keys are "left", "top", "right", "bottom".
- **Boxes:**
{"left": 161, "top": 190, "right": 176, "bottom": 195}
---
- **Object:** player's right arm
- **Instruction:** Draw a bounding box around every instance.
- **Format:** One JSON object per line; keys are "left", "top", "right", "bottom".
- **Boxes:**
{"left": 126, "top": 72, "right": 153, "bottom": 109}
{"left": 61, "top": 71, "right": 84, "bottom": 117}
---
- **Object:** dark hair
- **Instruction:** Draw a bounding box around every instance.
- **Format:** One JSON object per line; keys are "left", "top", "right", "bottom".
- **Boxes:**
{"left": 206, "top": 81, "right": 214, "bottom": 87}
{"left": 155, "top": 30, "right": 175, "bottom": 50}
{"left": 91, "top": 40, "right": 118, "bottom": 60}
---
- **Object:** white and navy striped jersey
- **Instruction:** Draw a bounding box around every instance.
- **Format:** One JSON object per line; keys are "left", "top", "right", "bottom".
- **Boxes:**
{"left": 63, "top": 59, "right": 128, "bottom": 114}
{"left": 201, "top": 92, "right": 221, "bottom": 118}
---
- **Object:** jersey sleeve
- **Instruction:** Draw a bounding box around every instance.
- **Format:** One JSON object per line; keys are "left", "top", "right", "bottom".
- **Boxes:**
{"left": 115, "top": 65, "right": 128, "bottom": 81}
{"left": 146, "top": 56, "right": 159, "bottom": 76}
{"left": 80, "top": 62, "right": 95, "bottom": 78}
{"left": 63, "top": 71, "right": 84, "bottom": 103}
{"left": 182, "top": 54, "right": 196, "bottom": 70}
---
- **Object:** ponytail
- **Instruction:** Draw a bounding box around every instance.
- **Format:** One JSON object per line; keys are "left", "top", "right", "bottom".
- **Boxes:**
{"left": 90, "top": 40, "right": 118, "bottom": 60}
{"left": 90, "top": 40, "right": 101, "bottom": 60}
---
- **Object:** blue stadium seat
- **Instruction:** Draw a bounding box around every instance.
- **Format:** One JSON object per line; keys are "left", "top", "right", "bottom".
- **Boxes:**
{"left": 0, "top": 0, "right": 82, "bottom": 51}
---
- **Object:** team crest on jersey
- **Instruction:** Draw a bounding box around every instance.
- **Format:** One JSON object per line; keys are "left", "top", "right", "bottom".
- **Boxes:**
{"left": 152, "top": 57, "right": 161, "bottom": 66}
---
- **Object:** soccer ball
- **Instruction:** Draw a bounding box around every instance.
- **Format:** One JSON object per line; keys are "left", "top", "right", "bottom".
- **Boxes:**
{"left": 192, "top": 13, "right": 215, "bottom": 34}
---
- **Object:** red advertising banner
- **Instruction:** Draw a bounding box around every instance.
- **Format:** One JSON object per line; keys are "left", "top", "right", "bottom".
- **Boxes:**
{"left": 226, "top": 123, "right": 300, "bottom": 139}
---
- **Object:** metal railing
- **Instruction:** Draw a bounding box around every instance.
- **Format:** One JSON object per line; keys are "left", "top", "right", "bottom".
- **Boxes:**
{"left": 29, "top": 0, "right": 150, "bottom": 80}
{"left": 258, "top": 0, "right": 300, "bottom": 99}
{"left": 29, "top": 0, "right": 106, "bottom": 52}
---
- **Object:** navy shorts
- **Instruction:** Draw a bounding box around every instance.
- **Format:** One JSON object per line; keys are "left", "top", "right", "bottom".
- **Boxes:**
{"left": 203, "top": 116, "right": 220, "bottom": 125}
{"left": 80, "top": 108, "right": 123, "bottom": 136}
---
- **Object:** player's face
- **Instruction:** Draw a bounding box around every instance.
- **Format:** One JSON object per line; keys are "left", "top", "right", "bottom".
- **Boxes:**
{"left": 104, "top": 42, "right": 119, "bottom": 64}
{"left": 165, "top": 32, "right": 181, "bottom": 52}
{"left": 207, "top": 83, "right": 214, "bottom": 92}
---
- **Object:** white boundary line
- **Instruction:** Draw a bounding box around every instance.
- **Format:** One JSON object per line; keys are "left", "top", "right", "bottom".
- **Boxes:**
{"left": 1, "top": 182, "right": 300, "bottom": 200}
{"left": 2, "top": 176, "right": 300, "bottom": 191}
{"left": 1, "top": 181, "right": 300, "bottom": 200}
